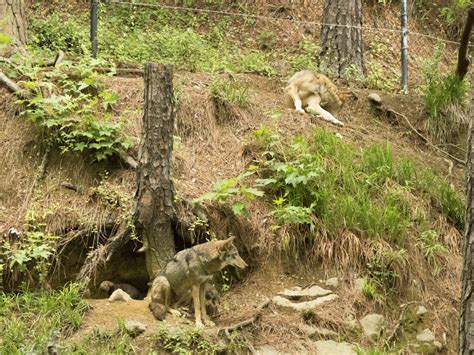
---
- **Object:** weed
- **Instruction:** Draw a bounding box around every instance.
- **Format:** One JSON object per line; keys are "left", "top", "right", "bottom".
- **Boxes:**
{"left": 154, "top": 325, "right": 224, "bottom": 354}
{"left": 362, "top": 278, "right": 380, "bottom": 300}
{"left": 422, "top": 42, "right": 469, "bottom": 141}
{"left": 286, "top": 39, "right": 320, "bottom": 73}
{"left": 346, "top": 62, "right": 397, "bottom": 91}
{"left": 0, "top": 283, "right": 88, "bottom": 353}
{"left": 416, "top": 229, "right": 447, "bottom": 274}
{"left": 209, "top": 78, "right": 250, "bottom": 108}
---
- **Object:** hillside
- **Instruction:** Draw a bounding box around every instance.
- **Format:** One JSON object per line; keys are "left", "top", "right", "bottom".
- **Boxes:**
{"left": 0, "top": 1, "right": 469, "bottom": 354}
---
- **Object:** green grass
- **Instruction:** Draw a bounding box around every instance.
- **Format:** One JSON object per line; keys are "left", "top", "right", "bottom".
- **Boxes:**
{"left": 0, "top": 283, "right": 89, "bottom": 354}
{"left": 209, "top": 78, "right": 250, "bottom": 107}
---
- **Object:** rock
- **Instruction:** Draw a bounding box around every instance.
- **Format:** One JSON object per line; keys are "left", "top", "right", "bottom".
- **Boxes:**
{"left": 278, "top": 285, "right": 332, "bottom": 299}
{"left": 124, "top": 320, "right": 147, "bottom": 337}
{"left": 416, "top": 329, "right": 435, "bottom": 343}
{"left": 433, "top": 340, "right": 443, "bottom": 350}
{"left": 368, "top": 93, "right": 382, "bottom": 105}
{"left": 301, "top": 324, "right": 338, "bottom": 339}
{"left": 359, "top": 314, "right": 384, "bottom": 339}
{"left": 108, "top": 289, "right": 132, "bottom": 302}
{"left": 416, "top": 305, "right": 428, "bottom": 316}
{"left": 354, "top": 278, "right": 365, "bottom": 292}
{"left": 325, "top": 277, "right": 339, "bottom": 288}
{"left": 272, "top": 294, "right": 338, "bottom": 311}
{"left": 313, "top": 340, "right": 356, "bottom": 355}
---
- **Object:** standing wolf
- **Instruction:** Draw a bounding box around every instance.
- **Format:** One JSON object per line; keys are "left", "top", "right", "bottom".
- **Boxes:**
{"left": 149, "top": 236, "right": 247, "bottom": 327}
{"left": 284, "top": 70, "right": 344, "bottom": 126}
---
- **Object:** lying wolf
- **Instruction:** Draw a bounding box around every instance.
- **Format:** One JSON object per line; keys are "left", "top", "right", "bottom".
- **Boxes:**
{"left": 149, "top": 236, "right": 247, "bottom": 327}
{"left": 284, "top": 69, "right": 344, "bottom": 126}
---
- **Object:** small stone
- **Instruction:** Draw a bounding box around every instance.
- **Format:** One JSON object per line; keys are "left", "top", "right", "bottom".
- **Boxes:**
{"left": 416, "top": 305, "right": 428, "bottom": 316}
{"left": 325, "top": 277, "right": 339, "bottom": 288}
{"left": 433, "top": 341, "right": 443, "bottom": 350}
{"left": 124, "top": 320, "right": 147, "bottom": 337}
{"left": 278, "top": 285, "right": 332, "bottom": 299}
{"left": 302, "top": 324, "right": 338, "bottom": 339}
{"left": 368, "top": 93, "right": 382, "bottom": 105}
{"left": 354, "top": 278, "right": 365, "bottom": 292}
{"left": 416, "top": 329, "right": 435, "bottom": 343}
{"left": 359, "top": 314, "right": 384, "bottom": 339}
{"left": 335, "top": 133, "right": 343, "bottom": 140}
{"left": 272, "top": 294, "right": 338, "bottom": 311}
{"left": 109, "top": 289, "right": 132, "bottom": 302}
{"left": 314, "top": 340, "right": 356, "bottom": 355}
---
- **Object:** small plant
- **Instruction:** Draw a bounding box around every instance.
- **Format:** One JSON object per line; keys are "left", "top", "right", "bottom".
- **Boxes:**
{"left": 209, "top": 77, "right": 250, "bottom": 108}
{"left": 154, "top": 325, "right": 224, "bottom": 354}
{"left": 286, "top": 39, "right": 320, "bottom": 72}
{"left": 257, "top": 31, "right": 276, "bottom": 50}
{"left": 361, "top": 278, "right": 380, "bottom": 300}
{"left": 416, "top": 230, "right": 447, "bottom": 273}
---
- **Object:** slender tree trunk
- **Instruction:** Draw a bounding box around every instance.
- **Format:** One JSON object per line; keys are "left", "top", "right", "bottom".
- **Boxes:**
{"left": 134, "top": 63, "right": 176, "bottom": 280}
{"left": 460, "top": 66, "right": 474, "bottom": 354}
{"left": 319, "top": 0, "right": 364, "bottom": 79}
{"left": 0, "top": 0, "right": 27, "bottom": 46}
{"left": 456, "top": 6, "right": 474, "bottom": 80}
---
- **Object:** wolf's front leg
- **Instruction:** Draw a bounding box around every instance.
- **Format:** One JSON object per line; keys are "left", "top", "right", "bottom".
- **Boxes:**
{"left": 199, "top": 283, "right": 215, "bottom": 326}
{"left": 192, "top": 285, "right": 204, "bottom": 327}
{"left": 306, "top": 96, "right": 344, "bottom": 127}
{"left": 286, "top": 85, "right": 305, "bottom": 114}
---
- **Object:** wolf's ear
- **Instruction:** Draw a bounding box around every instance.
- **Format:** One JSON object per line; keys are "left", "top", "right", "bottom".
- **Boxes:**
{"left": 217, "top": 235, "right": 235, "bottom": 251}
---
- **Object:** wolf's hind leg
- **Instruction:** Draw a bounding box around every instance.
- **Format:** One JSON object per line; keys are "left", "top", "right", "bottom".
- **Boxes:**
{"left": 200, "top": 283, "right": 215, "bottom": 326}
{"left": 306, "top": 95, "right": 344, "bottom": 126}
{"left": 286, "top": 85, "right": 305, "bottom": 114}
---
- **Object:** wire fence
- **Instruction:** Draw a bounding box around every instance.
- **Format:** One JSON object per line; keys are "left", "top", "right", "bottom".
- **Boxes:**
{"left": 91, "top": 0, "right": 465, "bottom": 92}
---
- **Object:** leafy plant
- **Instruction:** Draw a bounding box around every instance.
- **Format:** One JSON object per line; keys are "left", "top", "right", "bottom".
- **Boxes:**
{"left": 193, "top": 171, "right": 264, "bottom": 216}
{"left": 154, "top": 325, "right": 224, "bottom": 354}
{"left": 8, "top": 56, "right": 134, "bottom": 161}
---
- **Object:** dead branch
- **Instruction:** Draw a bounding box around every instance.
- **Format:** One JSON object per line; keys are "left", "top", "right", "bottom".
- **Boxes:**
{"left": 385, "top": 301, "right": 418, "bottom": 346}
{"left": 0, "top": 71, "right": 29, "bottom": 98}
{"left": 52, "top": 50, "right": 65, "bottom": 67}
{"left": 457, "top": 6, "right": 474, "bottom": 80}
{"left": 218, "top": 298, "right": 271, "bottom": 336}
{"left": 60, "top": 182, "right": 84, "bottom": 194}
{"left": 15, "top": 148, "right": 50, "bottom": 225}
{"left": 387, "top": 108, "right": 465, "bottom": 165}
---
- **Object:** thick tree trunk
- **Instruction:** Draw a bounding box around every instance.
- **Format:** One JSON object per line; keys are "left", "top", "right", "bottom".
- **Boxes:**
{"left": 460, "top": 67, "right": 474, "bottom": 354}
{"left": 319, "top": 0, "right": 364, "bottom": 79}
{"left": 134, "top": 63, "right": 176, "bottom": 279}
{"left": 0, "top": 0, "right": 27, "bottom": 46}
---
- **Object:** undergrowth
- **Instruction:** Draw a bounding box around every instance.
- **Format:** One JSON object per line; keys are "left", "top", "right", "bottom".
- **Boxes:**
{"left": 0, "top": 283, "right": 88, "bottom": 353}
{"left": 196, "top": 127, "right": 462, "bottom": 293}
{"left": 2, "top": 54, "right": 133, "bottom": 161}
{"left": 29, "top": 6, "right": 275, "bottom": 76}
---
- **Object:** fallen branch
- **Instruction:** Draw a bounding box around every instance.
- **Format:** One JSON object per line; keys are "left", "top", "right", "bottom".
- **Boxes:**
{"left": 387, "top": 108, "right": 465, "bottom": 166}
{"left": 0, "top": 71, "right": 29, "bottom": 98}
{"left": 218, "top": 298, "right": 271, "bottom": 336}
{"left": 60, "top": 182, "right": 84, "bottom": 194}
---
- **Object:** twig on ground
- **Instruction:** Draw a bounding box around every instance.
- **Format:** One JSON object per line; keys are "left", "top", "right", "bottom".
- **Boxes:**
{"left": 218, "top": 298, "right": 271, "bottom": 335}
{"left": 385, "top": 301, "right": 418, "bottom": 346}
{"left": 0, "top": 71, "right": 29, "bottom": 98}
{"left": 387, "top": 108, "right": 465, "bottom": 165}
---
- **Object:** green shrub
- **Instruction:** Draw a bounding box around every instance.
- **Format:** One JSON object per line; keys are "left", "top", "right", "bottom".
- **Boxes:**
{"left": 209, "top": 78, "right": 250, "bottom": 107}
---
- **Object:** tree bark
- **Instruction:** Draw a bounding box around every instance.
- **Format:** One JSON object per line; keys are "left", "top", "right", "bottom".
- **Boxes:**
{"left": 0, "top": 0, "right": 27, "bottom": 47}
{"left": 134, "top": 63, "right": 176, "bottom": 279}
{"left": 459, "top": 65, "right": 474, "bottom": 354}
{"left": 456, "top": 6, "right": 474, "bottom": 80}
{"left": 319, "top": 0, "right": 365, "bottom": 79}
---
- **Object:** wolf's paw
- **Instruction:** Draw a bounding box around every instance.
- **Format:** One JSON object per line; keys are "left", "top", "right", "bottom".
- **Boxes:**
{"left": 296, "top": 108, "right": 306, "bottom": 114}
{"left": 169, "top": 308, "right": 182, "bottom": 317}
{"left": 196, "top": 320, "right": 205, "bottom": 328}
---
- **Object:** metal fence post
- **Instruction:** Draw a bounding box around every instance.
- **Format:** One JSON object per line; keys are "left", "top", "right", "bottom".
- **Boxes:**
{"left": 400, "top": 0, "right": 409, "bottom": 93}
{"left": 91, "top": 0, "right": 98, "bottom": 58}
